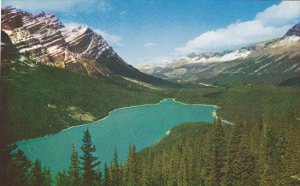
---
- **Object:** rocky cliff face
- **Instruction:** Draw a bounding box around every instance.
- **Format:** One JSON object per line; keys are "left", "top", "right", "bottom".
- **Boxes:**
{"left": 1, "top": 7, "right": 170, "bottom": 86}
{"left": 1, "top": 7, "right": 108, "bottom": 73}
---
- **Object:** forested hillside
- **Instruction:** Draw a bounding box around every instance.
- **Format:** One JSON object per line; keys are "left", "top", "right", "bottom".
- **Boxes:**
{"left": 1, "top": 59, "right": 167, "bottom": 142}
{"left": 138, "top": 115, "right": 300, "bottom": 185}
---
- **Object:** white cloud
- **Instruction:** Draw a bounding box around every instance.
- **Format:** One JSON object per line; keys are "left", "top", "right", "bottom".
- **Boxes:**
{"left": 143, "top": 42, "right": 157, "bottom": 48}
{"left": 64, "top": 22, "right": 82, "bottom": 31}
{"left": 64, "top": 22, "right": 122, "bottom": 47}
{"left": 256, "top": 1, "right": 300, "bottom": 27}
{"left": 176, "top": 1, "right": 300, "bottom": 54}
{"left": 2, "top": 0, "right": 110, "bottom": 13}
{"left": 93, "top": 29, "right": 122, "bottom": 47}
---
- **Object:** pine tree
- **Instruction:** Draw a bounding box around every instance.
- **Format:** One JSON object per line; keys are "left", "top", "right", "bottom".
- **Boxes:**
{"left": 226, "top": 124, "right": 243, "bottom": 185}
{"left": 0, "top": 143, "right": 17, "bottom": 185}
{"left": 141, "top": 160, "right": 151, "bottom": 186}
{"left": 103, "top": 163, "right": 111, "bottom": 186}
{"left": 208, "top": 117, "right": 226, "bottom": 186}
{"left": 227, "top": 123, "right": 258, "bottom": 186}
{"left": 110, "top": 146, "right": 122, "bottom": 186}
{"left": 80, "top": 129, "right": 101, "bottom": 186}
{"left": 124, "top": 144, "right": 140, "bottom": 186}
{"left": 13, "top": 149, "right": 31, "bottom": 186}
{"left": 42, "top": 167, "right": 52, "bottom": 186}
{"left": 28, "top": 160, "right": 44, "bottom": 186}
{"left": 0, "top": 140, "right": 32, "bottom": 186}
{"left": 239, "top": 137, "right": 259, "bottom": 186}
{"left": 69, "top": 145, "right": 81, "bottom": 186}
{"left": 96, "top": 165, "right": 102, "bottom": 186}
{"left": 56, "top": 170, "right": 69, "bottom": 186}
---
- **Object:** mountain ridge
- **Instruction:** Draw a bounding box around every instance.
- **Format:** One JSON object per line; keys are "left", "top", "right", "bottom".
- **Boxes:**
{"left": 139, "top": 23, "right": 300, "bottom": 85}
{"left": 1, "top": 6, "right": 173, "bottom": 87}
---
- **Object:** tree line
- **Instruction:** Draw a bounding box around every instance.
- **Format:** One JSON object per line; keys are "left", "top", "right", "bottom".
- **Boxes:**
{"left": 1, "top": 111, "right": 300, "bottom": 186}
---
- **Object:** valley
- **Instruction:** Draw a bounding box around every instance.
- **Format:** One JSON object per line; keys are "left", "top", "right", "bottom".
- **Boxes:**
{"left": 1, "top": 2, "right": 300, "bottom": 186}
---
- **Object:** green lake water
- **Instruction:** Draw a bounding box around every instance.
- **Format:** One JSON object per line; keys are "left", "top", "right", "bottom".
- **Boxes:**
{"left": 17, "top": 98, "right": 216, "bottom": 175}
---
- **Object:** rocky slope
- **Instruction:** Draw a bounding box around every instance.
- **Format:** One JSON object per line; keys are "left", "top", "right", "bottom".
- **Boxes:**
{"left": 1, "top": 7, "right": 171, "bottom": 86}
{"left": 140, "top": 23, "right": 300, "bottom": 85}
{"left": 285, "top": 23, "right": 300, "bottom": 37}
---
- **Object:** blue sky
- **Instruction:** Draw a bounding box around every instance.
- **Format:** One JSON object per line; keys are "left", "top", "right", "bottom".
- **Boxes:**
{"left": 2, "top": 0, "right": 300, "bottom": 65}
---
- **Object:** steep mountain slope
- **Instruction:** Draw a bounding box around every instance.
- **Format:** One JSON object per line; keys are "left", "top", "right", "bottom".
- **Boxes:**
{"left": 1, "top": 54, "right": 168, "bottom": 142}
{"left": 140, "top": 23, "right": 300, "bottom": 85}
{"left": 1, "top": 7, "right": 172, "bottom": 86}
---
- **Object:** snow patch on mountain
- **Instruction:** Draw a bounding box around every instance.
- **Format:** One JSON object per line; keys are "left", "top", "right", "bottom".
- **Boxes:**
{"left": 1, "top": 7, "right": 111, "bottom": 68}
{"left": 271, "top": 35, "right": 300, "bottom": 48}
{"left": 192, "top": 49, "right": 251, "bottom": 63}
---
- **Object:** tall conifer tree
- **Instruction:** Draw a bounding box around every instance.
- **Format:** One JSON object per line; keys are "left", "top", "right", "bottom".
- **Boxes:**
{"left": 124, "top": 144, "right": 140, "bottom": 186}
{"left": 110, "top": 146, "right": 122, "bottom": 186}
{"left": 28, "top": 160, "right": 44, "bottom": 186}
{"left": 69, "top": 145, "right": 81, "bottom": 186}
{"left": 103, "top": 163, "right": 111, "bottom": 186}
{"left": 80, "top": 129, "right": 100, "bottom": 186}
{"left": 208, "top": 117, "right": 226, "bottom": 186}
{"left": 56, "top": 170, "right": 69, "bottom": 186}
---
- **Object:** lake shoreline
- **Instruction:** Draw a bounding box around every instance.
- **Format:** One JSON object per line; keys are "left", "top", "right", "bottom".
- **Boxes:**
{"left": 16, "top": 98, "right": 220, "bottom": 144}
{"left": 16, "top": 98, "right": 222, "bottom": 176}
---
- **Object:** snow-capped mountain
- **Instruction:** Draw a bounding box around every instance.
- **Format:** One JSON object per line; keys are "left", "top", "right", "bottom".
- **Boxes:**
{"left": 1, "top": 7, "right": 171, "bottom": 86}
{"left": 139, "top": 23, "right": 300, "bottom": 85}
{"left": 191, "top": 49, "right": 251, "bottom": 63}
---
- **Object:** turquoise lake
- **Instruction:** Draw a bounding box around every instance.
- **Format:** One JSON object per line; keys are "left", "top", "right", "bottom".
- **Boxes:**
{"left": 17, "top": 98, "right": 216, "bottom": 175}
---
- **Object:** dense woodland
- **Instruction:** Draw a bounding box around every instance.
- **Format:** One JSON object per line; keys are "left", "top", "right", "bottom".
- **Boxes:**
{"left": 1, "top": 111, "right": 300, "bottom": 186}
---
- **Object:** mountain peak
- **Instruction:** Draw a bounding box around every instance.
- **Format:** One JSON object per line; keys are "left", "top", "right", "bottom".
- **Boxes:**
{"left": 285, "top": 22, "right": 300, "bottom": 37}
{"left": 71, "top": 25, "right": 92, "bottom": 34}
{"left": 35, "top": 11, "right": 53, "bottom": 18}
{"left": 1, "top": 6, "right": 171, "bottom": 86}
{"left": 1, "top": 6, "right": 110, "bottom": 66}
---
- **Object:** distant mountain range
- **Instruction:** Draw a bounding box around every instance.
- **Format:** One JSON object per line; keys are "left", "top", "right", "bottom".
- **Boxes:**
{"left": 1, "top": 7, "right": 172, "bottom": 87}
{"left": 139, "top": 23, "right": 300, "bottom": 86}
